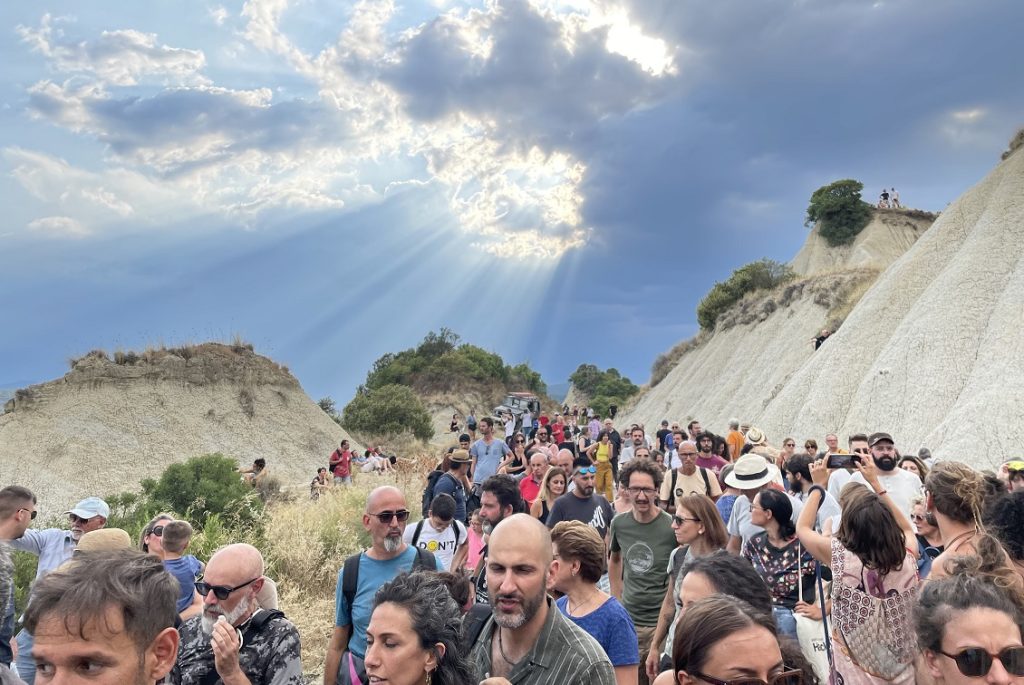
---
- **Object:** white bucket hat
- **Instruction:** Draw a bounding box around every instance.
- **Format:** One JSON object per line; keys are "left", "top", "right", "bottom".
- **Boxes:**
{"left": 724, "top": 454, "right": 779, "bottom": 490}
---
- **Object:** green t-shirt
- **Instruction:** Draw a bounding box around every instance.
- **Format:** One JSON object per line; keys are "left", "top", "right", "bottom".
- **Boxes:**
{"left": 609, "top": 510, "right": 676, "bottom": 626}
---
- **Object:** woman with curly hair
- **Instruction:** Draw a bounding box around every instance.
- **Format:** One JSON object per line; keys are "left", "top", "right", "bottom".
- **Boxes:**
{"left": 364, "top": 571, "right": 476, "bottom": 685}
{"left": 925, "top": 461, "right": 1021, "bottom": 588}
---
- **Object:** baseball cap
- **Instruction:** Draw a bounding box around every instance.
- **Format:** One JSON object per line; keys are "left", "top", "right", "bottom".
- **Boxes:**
{"left": 65, "top": 497, "right": 110, "bottom": 520}
{"left": 868, "top": 432, "right": 894, "bottom": 447}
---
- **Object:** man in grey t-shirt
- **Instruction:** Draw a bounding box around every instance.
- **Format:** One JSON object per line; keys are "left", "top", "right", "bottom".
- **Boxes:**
{"left": 470, "top": 417, "right": 512, "bottom": 485}
{"left": 545, "top": 457, "right": 614, "bottom": 541}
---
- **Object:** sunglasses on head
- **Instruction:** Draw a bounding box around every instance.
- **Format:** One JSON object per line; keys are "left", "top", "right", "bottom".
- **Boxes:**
{"left": 195, "top": 577, "right": 261, "bottom": 601}
{"left": 370, "top": 510, "right": 410, "bottom": 524}
{"left": 937, "top": 647, "right": 1024, "bottom": 677}
{"left": 575, "top": 466, "right": 597, "bottom": 475}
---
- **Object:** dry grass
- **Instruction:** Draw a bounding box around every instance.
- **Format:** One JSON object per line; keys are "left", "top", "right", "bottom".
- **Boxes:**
{"left": 262, "top": 469, "right": 424, "bottom": 677}
{"left": 650, "top": 332, "right": 709, "bottom": 387}
{"left": 1003, "top": 127, "right": 1024, "bottom": 161}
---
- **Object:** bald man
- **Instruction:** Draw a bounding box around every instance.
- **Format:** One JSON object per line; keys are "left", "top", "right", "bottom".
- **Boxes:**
{"left": 325, "top": 487, "right": 442, "bottom": 685}
{"left": 470, "top": 514, "right": 615, "bottom": 685}
{"left": 172, "top": 544, "right": 301, "bottom": 685}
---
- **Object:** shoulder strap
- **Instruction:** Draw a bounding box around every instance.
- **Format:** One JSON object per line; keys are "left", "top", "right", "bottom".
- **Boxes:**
{"left": 463, "top": 602, "right": 493, "bottom": 655}
{"left": 411, "top": 520, "right": 426, "bottom": 547}
{"left": 342, "top": 551, "right": 362, "bottom": 610}
{"left": 245, "top": 608, "right": 285, "bottom": 635}
{"left": 699, "top": 466, "right": 711, "bottom": 494}
{"left": 453, "top": 521, "right": 461, "bottom": 549}
{"left": 671, "top": 468, "right": 678, "bottom": 494}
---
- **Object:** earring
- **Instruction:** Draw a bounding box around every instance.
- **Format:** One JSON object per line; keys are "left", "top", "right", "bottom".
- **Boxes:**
{"left": 699, "top": 528, "right": 705, "bottom": 535}
{"left": 425, "top": 671, "right": 432, "bottom": 685}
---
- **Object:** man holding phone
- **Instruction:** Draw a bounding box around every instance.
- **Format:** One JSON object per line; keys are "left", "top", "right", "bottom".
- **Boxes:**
{"left": 826, "top": 434, "right": 871, "bottom": 501}
{"left": 845, "top": 432, "right": 923, "bottom": 515}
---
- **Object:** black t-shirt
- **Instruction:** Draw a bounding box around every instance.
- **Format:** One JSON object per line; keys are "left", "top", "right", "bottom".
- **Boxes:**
{"left": 656, "top": 428, "right": 671, "bottom": 452}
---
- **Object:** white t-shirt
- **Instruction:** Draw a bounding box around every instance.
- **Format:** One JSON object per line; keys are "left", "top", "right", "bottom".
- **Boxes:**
{"left": 504, "top": 417, "right": 516, "bottom": 438}
{"left": 847, "top": 468, "right": 923, "bottom": 516}
{"left": 402, "top": 519, "right": 467, "bottom": 571}
{"left": 727, "top": 493, "right": 804, "bottom": 547}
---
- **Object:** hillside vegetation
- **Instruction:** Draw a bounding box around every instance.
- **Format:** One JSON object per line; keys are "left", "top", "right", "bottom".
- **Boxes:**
{"left": 697, "top": 258, "right": 795, "bottom": 331}
{"left": 805, "top": 179, "right": 873, "bottom": 246}
{"left": 568, "top": 364, "right": 639, "bottom": 416}
{"left": 341, "top": 329, "right": 548, "bottom": 441}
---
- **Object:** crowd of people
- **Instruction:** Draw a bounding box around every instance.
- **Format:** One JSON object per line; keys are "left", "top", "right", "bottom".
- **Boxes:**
{"left": 4, "top": 416, "right": 1024, "bottom": 685}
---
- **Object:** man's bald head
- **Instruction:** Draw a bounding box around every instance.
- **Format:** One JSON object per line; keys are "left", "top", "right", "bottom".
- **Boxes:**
{"left": 489, "top": 514, "right": 553, "bottom": 566}
{"left": 208, "top": 543, "right": 264, "bottom": 578}
{"left": 365, "top": 486, "right": 405, "bottom": 513}
{"left": 553, "top": 449, "right": 574, "bottom": 470}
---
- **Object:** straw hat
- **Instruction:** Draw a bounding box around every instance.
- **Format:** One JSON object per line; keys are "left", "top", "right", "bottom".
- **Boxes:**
{"left": 724, "top": 454, "right": 779, "bottom": 490}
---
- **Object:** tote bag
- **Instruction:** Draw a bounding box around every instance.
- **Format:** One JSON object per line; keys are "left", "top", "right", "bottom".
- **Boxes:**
{"left": 794, "top": 545, "right": 830, "bottom": 682}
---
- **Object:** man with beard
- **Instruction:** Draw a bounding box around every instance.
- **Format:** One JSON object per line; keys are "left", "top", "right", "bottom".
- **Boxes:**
{"left": 473, "top": 475, "right": 523, "bottom": 605}
{"left": 608, "top": 461, "right": 675, "bottom": 685}
{"left": 24, "top": 550, "right": 179, "bottom": 685}
{"left": 7, "top": 495, "right": 108, "bottom": 685}
{"left": 174, "top": 544, "right": 301, "bottom": 685}
{"left": 545, "top": 457, "right": 615, "bottom": 542}
{"left": 0, "top": 486, "right": 36, "bottom": 671}
{"left": 325, "top": 487, "right": 442, "bottom": 684}
{"left": 619, "top": 426, "right": 648, "bottom": 466}
{"left": 471, "top": 417, "right": 513, "bottom": 487}
{"left": 526, "top": 425, "right": 558, "bottom": 462}
{"left": 694, "top": 432, "right": 728, "bottom": 475}
{"left": 846, "top": 432, "right": 923, "bottom": 515}
{"left": 826, "top": 433, "right": 870, "bottom": 502}
{"left": 783, "top": 454, "right": 841, "bottom": 529}
{"left": 470, "top": 515, "right": 615, "bottom": 684}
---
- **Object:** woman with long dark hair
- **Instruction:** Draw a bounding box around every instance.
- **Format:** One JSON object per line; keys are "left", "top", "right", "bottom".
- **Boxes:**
{"left": 364, "top": 571, "right": 475, "bottom": 685}
{"left": 797, "top": 457, "right": 919, "bottom": 684}
{"left": 743, "top": 488, "right": 815, "bottom": 638}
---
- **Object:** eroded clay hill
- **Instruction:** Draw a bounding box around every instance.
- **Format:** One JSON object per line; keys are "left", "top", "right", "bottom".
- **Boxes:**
{"left": 630, "top": 147, "right": 1022, "bottom": 469}
{"left": 0, "top": 343, "right": 354, "bottom": 506}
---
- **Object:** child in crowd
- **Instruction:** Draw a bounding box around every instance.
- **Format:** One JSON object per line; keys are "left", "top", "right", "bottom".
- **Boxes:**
{"left": 160, "top": 520, "right": 205, "bottom": 618}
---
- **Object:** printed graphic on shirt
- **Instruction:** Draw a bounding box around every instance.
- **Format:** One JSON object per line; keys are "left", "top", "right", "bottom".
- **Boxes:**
{"left": 625, "top": 541, "right": 655, "bottom": 574}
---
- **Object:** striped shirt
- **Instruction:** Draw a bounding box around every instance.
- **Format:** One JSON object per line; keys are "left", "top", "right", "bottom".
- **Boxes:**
{"left": 471, "top": 596, "right": 616, "bottom": 685}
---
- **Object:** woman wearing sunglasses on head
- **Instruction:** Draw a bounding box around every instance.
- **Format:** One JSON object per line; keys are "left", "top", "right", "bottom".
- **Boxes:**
{"left": 916, "top": 558, "right": 1024, "bottom": 685}
{"left": 671, "top": 594, "right": 816, "bottom": 685}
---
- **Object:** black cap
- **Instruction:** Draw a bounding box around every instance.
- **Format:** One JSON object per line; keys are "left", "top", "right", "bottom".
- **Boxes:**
{"left": 868, "top": 432, "right": 894, "bottom": 447}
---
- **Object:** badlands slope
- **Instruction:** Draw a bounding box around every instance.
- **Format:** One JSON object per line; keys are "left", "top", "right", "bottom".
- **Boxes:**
{"left": 631, "top": 149, "right": 1022, "bottom": 468}
{"left": 0, "top": 344, "right": 354, "bottom": 506}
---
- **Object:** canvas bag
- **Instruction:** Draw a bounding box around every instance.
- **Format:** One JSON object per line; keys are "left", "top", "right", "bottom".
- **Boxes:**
{"left": 830, "top": 537, "right": 918, "bottom": 680}
{"left": 794, "top": 544, "right": 830, "bottom": 682}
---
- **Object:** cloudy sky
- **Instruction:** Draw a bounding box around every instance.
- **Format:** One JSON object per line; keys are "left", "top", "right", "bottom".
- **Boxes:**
{"left": 1, "top": 0, "right": 1021, "bottom": 404}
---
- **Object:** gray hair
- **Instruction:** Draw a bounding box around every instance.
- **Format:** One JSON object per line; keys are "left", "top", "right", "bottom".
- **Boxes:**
{"left": 728, "top": 418, "right": 740, "bottom": 430}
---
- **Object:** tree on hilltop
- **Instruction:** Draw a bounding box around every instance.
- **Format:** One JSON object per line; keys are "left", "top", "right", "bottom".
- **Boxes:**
{"left": 805, "top": 179, "right": 873, "bottom": 246}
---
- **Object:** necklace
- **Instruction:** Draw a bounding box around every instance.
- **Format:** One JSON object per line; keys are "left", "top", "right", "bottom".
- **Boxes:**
{"left": 496, "top": 627, "right": 517, "bottom": 666}
{"left": 568, "top": 590, "right": 601, "bottom": 616}
{"left": 945, "top": 528, "right": 977, "bottom": 552}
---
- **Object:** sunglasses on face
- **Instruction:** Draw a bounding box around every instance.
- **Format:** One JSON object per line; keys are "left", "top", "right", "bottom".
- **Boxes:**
{"left": 68, "top": 514, "right": 95, "bottom": 524}
{"left": 937, "top": 647, "right": 1024, "bottom": 677}
{"left": 673, "top": 515, "right": 700, "bottom": 525}
{"left": 195, "top": 577, "right": 261, "bottom": 601}
{"left": 370, "top": 510, "right": 410, "bottom": 524}
{"left": 151, "top": 525, "right": 166, "bottom": 537}
{"left": 693, "top": 669, "right": 803, "bottom": 685}
{"left": 575, "top": 466, "right": 597, "bottom": 476}
{"left": 18, "top": 508, "right": 37, "bottom": 520}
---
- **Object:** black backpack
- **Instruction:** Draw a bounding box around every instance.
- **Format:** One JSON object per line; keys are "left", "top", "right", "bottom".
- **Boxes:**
{"left": 421, "top": 469, "right": 444, "bottom": 516}
{"left": 670, "top": 466, "right": 712, "bottom": 498}
{"left": 341, "top": 547, "right": 435, "bottom": 609}
{"left": 410, "top": 518, "right": 461, "bottom": 550}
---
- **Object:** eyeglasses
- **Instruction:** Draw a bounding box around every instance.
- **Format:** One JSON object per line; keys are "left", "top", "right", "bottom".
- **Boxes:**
{"left": 693, "top": 668, "right": 803, "bottom": 685}
{"left": 937, "top": 647, "right": 1024, "bottom": 677}
{"left": 18, "top": 508, "right": 37, "bottom": 520}
{"left": 575, "top": 466, "right": 597, "bottom": 476}
{"left": 626, "top": 487, "right": 658, "bottom": 497}
{"left": 804, "top": 445, "right": 814, "bottom": 450}
{"left": 195, "top": 577, "right": 261, "bottom": 601}
{"left": 151, "top": 525, "right": 166, "bottom": 536}
{"left": 680, "top": 452, "right": 698, "bottom": 458}
{"left": 673, "top": 515, "right": 700, "bottom": 525}
{"left": 370, "top": 510, "right": 411, "bottom": 523}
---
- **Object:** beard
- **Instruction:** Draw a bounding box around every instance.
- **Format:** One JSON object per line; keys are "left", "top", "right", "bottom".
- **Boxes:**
{"left": 789, "top": 478, "right": 803, "bottom": 494}
{"left": 875, "top": 456, "right": 898, "bottom": 472}
{"left": 201, "top": 594, "right": 255, "bottom": 635}
{"left": 577, "top": 483, "right": 594, "bottom": 497}
{"left": 489, "top": 585, "right": 545, "bottom": 630}
{"left": 383, "top": 535, "right": 402, "bottom": 552}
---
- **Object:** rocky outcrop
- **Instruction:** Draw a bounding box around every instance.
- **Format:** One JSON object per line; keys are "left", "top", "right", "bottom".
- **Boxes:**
{"left": 0, "top": 343, "right": 355, "bottom": 506}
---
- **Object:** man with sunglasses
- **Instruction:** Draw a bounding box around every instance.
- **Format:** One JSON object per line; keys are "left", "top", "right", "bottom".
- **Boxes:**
{"left": 325, "top": 487, "right": 442, "bottom": 685}
{"left": 6, "top": 495, "right": 108, "bottom": 684}
{"left": 545, "top": 457, "right": 614, "bottom": 543}
{"left": 0, "top": 486, "right": 37, "bottom": 669}
{"left": 174, "top": 543, "right": 302, "bottom": 685}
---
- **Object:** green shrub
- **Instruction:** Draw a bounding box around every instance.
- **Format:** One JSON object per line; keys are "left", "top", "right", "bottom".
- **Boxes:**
{"left": 569, "top": 365, "right": 639, "bottom": 415}
{"left": 805, "top": 179, "right": 873, "bottom": 246}
{"left": 146, "top": 453, "right": 264, "bottom": 529}
{"left": 342, "top": 384, "right": 434, "bottom": 441}
{"left": 696, "top": 259, "right": 795, "bottom": 331}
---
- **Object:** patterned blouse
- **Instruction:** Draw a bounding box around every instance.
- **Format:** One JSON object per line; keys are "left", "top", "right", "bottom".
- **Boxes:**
{"left": 742, "top": 532, "right": 816, "bottom": 610}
